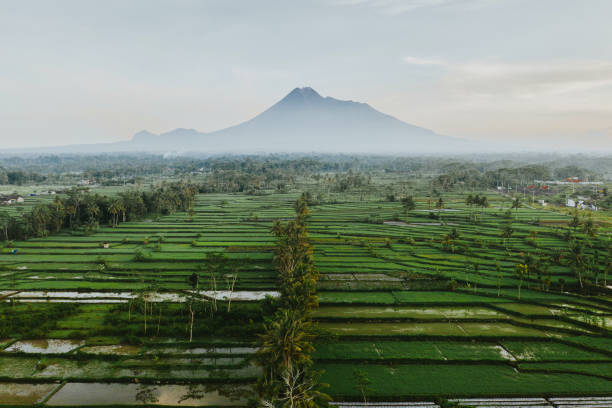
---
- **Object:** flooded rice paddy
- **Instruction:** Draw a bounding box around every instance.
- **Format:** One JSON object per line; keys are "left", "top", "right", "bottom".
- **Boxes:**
{"left": 44, "top": 383, "right": 250, "bottom": 406}
{"left": 314, "top": 306, "right": 508, "bottom": 319}
{"left": 78, "top": 344, "right": 142, "bottom": 355}
{"left": 0, "top": 383, "right": 60, "bottom": 405}
{"left": 144, "top": 346, "right": 257, "bottom": 355}
{"left": 3, "top": 290, "right": 279, "bottom": 303}
{"left": 319, "top": 321, "right": 551, "bottom": 337}
{"left": 4, "top": 339, "right": 84, "bottom": 354}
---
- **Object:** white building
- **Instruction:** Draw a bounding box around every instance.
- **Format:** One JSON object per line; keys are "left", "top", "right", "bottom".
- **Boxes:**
{"left": 567, "top": 198, "right": 598, "bottom": 211}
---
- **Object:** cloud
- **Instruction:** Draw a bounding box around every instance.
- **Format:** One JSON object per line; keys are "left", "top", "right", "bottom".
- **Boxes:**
{"left": 332, "top": 0, "right": 498, "bottom": 14}
{"left": 402, "top": 57, "right": 612, "bottom": 97}
{"left": 393, "top": 57, "right": 612, "bottom": 143}
{"left": 402, "top": 56, "right": 447, "bottom": 66}
{"left": 456, "top": 60, "right": 612, "bottom": 95}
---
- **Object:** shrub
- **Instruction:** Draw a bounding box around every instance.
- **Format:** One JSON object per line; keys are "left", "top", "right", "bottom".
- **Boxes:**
{"left": 134, "top": 248, "right": 152, "bottom": 261}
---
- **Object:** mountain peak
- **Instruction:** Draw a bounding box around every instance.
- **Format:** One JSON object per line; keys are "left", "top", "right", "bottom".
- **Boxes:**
{"left": 281, "top": 87, "right": 323, "bottom": 103}
{"left": 291, "top": 86, "right": 321, "bottom": 97}
{"left": 120, "top": 87, "right": 465, "bottom": 153}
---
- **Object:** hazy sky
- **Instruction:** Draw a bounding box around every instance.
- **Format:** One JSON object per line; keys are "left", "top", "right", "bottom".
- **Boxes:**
{"left": 2, "top": 0, "right": 612, "bottom": 149}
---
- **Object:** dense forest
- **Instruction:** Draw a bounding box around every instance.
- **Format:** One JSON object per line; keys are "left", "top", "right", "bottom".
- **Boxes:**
{"left": 0, "top": 153, "right": 609, "bottom": 186}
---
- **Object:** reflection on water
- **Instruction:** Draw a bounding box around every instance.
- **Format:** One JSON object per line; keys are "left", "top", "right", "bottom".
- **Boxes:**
{"left": 8, "top": 290, "right": 278, "bottom": 303}
{"left": 79, "top": 344, "right": 142, "bottom": 355}
{"left": 4, "top": 339, "right": 84, "bottom": 354}
{"left": 0, "top": 383, "right": 58, "bottom": 404}
{"left": 197, "top": 290, "right": 279, "bottom": 301}
{"left": 47, "top": 382, "right": 251, "bottom": 406}
{"left": 144, "top": 346, "right": 257, "bottom": 355}
{"left": 314, "top": 306, "right": 503, "bottom": 318}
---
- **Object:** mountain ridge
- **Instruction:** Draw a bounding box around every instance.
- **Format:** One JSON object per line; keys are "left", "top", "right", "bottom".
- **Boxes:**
{"left": 3, "top": 87, "right": 478, "bottom": 154}
{"left": 127, "top": 87, "right": 463, "bottom": 153}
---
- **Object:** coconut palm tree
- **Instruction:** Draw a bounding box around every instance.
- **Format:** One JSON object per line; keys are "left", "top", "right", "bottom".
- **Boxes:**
{"left": 501, "top": 221, "right": 514, "bottom": 250}
{"left": 515, "top": 263, "right": 528, "bottom": 299}
{"left": 511, "top": 197, "right": 521, "bottom": 219}
{"left": 108, "top": 199, "right": 125, "bottom": 228}
{"left": 566, "top": 239, "right": 586, "bottom": 289}
{"left": 256, "top": 309, "right": 315, "bottom": 392}
{"left": 402, "top": 196, "right": 416, "bottom": 214}
{"left": 0, "top": 210, "right": 9, "bottom": 241}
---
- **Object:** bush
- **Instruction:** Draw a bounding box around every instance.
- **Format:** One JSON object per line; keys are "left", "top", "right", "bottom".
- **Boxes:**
{"left": 134, "top": 248, "right": 152, "bottom": 261}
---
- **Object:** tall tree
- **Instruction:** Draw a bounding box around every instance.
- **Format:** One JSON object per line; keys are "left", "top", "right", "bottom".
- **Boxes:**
{"left": 257, "top": 194, "right": 328, "bottom": 406}
{"left": 511, "top": 197, "right": 521, "bottom": 219}
{"left": 401, "top": 196, "right": 416, "bottom": 214}
{"left": 566, "top": 239, "right": 586, "bottom": 289}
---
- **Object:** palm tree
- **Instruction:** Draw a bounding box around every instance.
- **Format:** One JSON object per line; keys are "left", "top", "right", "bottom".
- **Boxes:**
{"left": 441, "top": 233, "right": 455, "bottom": 253}
{"left": 84, "top": 200, "right": 100, "bottom": 228}
{"left": 569, "top": 210, "right": 581, "bottom": 232}
{"left": 279, "top": 366, "right": 330, "bottom": 408}
{"left": 402, "top": 196, "right": 416, "bottom": 214}
{"left": 511, "top": 197, "right": 521, "bottom": 219}
{"left": 30, "top": 205, "right": 51, "bottom": 237}
{"left": 495, "top": 261, "right": 502, "bottom": 296}
{"left": 566, "top": 239, "right": 585, "bottom": 289}
{"left": 49, "top": 197, "right": 65, "bottom": 232}
{"left": 466, "top": 194, "right": 474, "bottom": 208}
{"left": 108, "top": 199, "right": 125, "bottom": 228}
{"left": 501, "top": 222, "right": 514, "bottom": 250}
{"left": 256, "top": 309, "right": 315, "bottom": 391}
{"left": 583, "top": 214, "right": 596, "bottom": 237}
{"left": 0, "top": 210, "right": 10, "bottom": 241}
{"left": 515, "top": 263, "right": 528, "bottom": 299}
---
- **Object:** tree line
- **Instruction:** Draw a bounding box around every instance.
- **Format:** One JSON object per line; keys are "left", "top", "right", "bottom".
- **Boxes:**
{"left": 0, "top": 169, "right": 47, "bottom": 185}
{"left": 0, "top": 181, "right": 197, "bottom": 241}
{"left": 432, "top": 163, "right": 600, "bottom": 192}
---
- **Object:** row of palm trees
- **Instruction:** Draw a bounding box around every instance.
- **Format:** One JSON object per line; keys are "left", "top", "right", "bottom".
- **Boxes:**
{"left": 256, "top": 193, "right": 329, "bottom": 407}
{"left": 0, "top": 181, "right": 197, "bottom": 240}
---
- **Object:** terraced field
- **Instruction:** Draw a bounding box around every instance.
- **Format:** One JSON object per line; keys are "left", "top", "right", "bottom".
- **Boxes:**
{"left": 0, "top": 193, "right": 288, "bottom": 405}
{"left": 306, "top": 195, "right": 612, "bottom": 400}
{"left": 0, "top": 193, "right": 294, "bottom": 291}
{"left": 0, "top": 191, "right": 611, "bottom": 405}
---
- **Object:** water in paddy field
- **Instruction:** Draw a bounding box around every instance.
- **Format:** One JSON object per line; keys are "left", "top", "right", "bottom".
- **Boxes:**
{"left": 8, "top": 291, "right": 135, "bottom": 299}
{"left": 0, "top": 383, "right": 60, "bottom": 405}
{"left": 78, "top": 344, "right": 142, "bottom": 355}
{"left": 4, "top": 339, "right": 84, "bottom": 353}
{"left": 5, "top": 290, "right": 279, "bottom": 302}
{"left": 143, "top": 345, "right": 257, "bottom": 355}
{"left": 45, "top": 383, "right": 250, "bottom": 406}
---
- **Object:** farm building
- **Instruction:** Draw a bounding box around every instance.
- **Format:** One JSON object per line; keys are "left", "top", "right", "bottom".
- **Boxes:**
{"left": 566, "top": 198, "right": 597, "bottom": 211}
{"left": 1, "top": 195, "right": 25, "bottom": 205}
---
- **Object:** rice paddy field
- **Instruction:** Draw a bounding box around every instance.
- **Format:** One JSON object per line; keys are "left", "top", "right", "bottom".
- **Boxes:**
{"left": 0, "top": 189, "right": 611, "bottom": 405}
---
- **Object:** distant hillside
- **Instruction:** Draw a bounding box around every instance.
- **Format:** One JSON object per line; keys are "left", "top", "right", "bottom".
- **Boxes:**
{"left": 126, "top": 87, "right": 471, "bottom": 153}
{"left": 4, "top": 87, "right": 478, "bottom": 154}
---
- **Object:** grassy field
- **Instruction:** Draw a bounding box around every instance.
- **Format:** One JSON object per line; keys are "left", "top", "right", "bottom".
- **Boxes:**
{"left": 0, "top": 188, "right": 611, "bottom": 405}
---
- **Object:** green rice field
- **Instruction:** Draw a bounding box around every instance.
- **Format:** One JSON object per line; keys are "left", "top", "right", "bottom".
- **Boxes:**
{"left": 0, "top": 189, "right": 611, "bottom": 404}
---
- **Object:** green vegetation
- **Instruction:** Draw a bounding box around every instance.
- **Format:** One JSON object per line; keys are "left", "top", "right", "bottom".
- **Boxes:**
{"left": 256, "top": 194, "right": 330, "bottom": 406}
{"left": 0, "top": 154, "right": 611, "bottom": 405}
